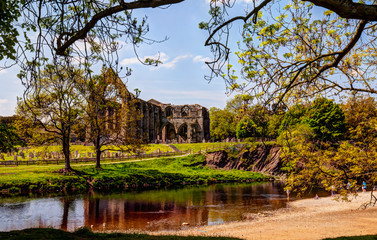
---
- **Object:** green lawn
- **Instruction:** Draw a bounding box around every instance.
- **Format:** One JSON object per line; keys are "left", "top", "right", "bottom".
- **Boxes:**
{"left": 0, "top": 142, "right": 245, "bottom": 162}
{"left": 0, "top": 228, "right": 241, "bottom": 240}
{"left": 0, "top": 144, "right": 174, "bottom": 161}
{"left": 0, "top": 154, "right": 270, "bottom": 195}
{"left": 171, "top": 142, "right": 239, "bottom": 153}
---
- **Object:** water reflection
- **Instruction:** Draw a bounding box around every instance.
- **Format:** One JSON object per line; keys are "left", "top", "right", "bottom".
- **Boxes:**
{"left": 0, "top": 182, "right": 287, "bottom": 232}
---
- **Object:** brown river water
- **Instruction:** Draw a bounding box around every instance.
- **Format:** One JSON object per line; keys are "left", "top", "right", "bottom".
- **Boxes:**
{"left": 0, "top": 182, "right": 296, "bottom": 232}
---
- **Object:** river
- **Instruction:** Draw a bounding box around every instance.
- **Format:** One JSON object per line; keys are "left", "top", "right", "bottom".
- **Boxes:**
{"left": 0, "top": 182, "right": 290, "bottom": 232}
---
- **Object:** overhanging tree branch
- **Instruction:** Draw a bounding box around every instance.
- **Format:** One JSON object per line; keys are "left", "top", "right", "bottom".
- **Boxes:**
{"left": 56, "top": 0, "right": 184, "bottom": 56}
{"left": 307, "top": 0, "right": 377, "bottom": 21}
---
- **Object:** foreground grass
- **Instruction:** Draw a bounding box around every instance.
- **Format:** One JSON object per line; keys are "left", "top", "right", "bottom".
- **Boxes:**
{"left": 0, "top": 228, "right": 241, "bottom": 240}
{"left": 0, "top": 154, "right": 270, "bottom": 195}
{"left": 325, "top": 236, "right": 377, "bottom": 240}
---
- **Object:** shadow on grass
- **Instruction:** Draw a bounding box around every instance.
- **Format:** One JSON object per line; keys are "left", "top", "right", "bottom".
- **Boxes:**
{"left": 324, "top": 235, "right": 377, "bottom": 240}
{"left": 0, "top": 228, "right": 242, "bottom": 240}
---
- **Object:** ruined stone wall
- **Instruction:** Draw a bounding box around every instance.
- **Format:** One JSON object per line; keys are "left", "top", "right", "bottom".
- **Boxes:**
{"left": 138, "top": 99, "right": 210, "bottom": 143}
{"left": 97, "top": 75, "right": 211, "bottom": 144}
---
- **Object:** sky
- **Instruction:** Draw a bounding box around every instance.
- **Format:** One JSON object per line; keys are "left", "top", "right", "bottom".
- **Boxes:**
{"left": 0, "top": 0, "right": 256, "bottom": 116}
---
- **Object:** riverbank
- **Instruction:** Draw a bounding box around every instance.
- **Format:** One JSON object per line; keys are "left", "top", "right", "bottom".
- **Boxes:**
{"left": 154, "top": 192, "right": 377, "bottom": 240}
{"left": 0, "top": 154, "right": 272, "bottom": 196}
{"left": 0, "top": 228, "right": 240, "bottom": 240}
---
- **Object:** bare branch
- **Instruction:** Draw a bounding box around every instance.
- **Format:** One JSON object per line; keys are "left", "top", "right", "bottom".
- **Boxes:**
{"left": 56, "top": 0, "right": 185, "bottom": 55}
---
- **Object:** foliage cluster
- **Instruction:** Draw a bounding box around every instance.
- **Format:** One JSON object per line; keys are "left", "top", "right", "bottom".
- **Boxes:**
{"left": 0, "top": 123, "right": 25, "bottom": 153}
{"left": 211, "top": 94, "right": 377, "bottom": 199}
{"left": 210, "top": 95, "right": 346, "bottom": 142}
{"left": 279, "top": 96, "right": 377, "bottom": 198}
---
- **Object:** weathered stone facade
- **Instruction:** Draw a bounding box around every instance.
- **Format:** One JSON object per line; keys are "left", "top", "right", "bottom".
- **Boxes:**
{"left": 93, "top": 69, "right": 210, "bottom": 144}
{"left": 137, "top": 99, "right": 210, "bottom": 143}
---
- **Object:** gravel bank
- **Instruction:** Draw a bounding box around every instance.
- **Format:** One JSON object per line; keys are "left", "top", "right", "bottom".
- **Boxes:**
{"left": 155, "top": 192, "right": 377, "bottom": 240}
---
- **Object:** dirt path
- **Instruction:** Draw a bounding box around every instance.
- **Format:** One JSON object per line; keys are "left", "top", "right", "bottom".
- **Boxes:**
{"left": 155, "top": 192, "right": 377, "bottom": 240}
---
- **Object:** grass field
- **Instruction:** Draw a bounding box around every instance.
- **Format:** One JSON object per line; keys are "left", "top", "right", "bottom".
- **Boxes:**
{"left": 0, "top": 153, "right": 271, "bottom": 195}
{"left": 0, "top": 142, "right": 240, "bottom": 161}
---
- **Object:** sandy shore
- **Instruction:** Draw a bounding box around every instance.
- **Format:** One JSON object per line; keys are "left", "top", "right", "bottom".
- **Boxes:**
{"left": 155, "top": 192, "right": 377, "bottom": 240}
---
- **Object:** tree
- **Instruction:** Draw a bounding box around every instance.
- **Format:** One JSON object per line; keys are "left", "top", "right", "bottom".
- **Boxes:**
{"left": 277, "top": 98, "right": 346, "bottom": 142}
{"left": 2, "top": 0, "right": 377, "bottom": 95}
{"left": 236, "top": 117, "right": 258, "bottom": 139}
{"left": 202, "top": 0, "right": 377, "bottom": 106}
{"left": 342, "top": 95, "right": 377, "bottom": 144}
{"left": 5, "top": 0, "right": 187, "bottom": 93}
{"left": 282, "top": 136, "right": 377, "bottom": 201}
{"left": 12, "top": 114, "right": 55, "bottom": 146}
{"left": 279, "top": 97, "right": 377, "bottom": 202}
{"left": 78, "top": 68, "right": 143, "bottom": 169}
{"left": 278, "top": 104, "right": 307, "bottom": 135}
{"left": 0, "top": 122, "right": 25, "bottom": 153}
{"left": 225, "top": 94, "right": 254, "bottom": 119}
{"left": 18, "top": 62, "right": 84, "bottom": 172}
{"left": 266, "top": 113, "right": 284, "bottom": 139}
{"left": 305, "top": 98, "right": 346, "bottom": 142}
{"left": 0, "top": 0, "right": 22, "bottom": 61}
{"left": 209, "top": 107, "right": 236, "bottom": 141}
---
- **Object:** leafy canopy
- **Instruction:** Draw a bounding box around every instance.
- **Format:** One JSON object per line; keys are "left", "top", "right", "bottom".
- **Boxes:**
{"left": 0, "top": 123, "right": 25, "bottom": 153}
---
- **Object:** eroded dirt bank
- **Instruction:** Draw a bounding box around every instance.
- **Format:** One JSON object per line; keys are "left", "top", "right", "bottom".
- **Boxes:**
{"left": 205, "top": 145, "right": 282, "bottom": 175}
{"left": 154, "top": 192, "right": 377, "bottom": 240}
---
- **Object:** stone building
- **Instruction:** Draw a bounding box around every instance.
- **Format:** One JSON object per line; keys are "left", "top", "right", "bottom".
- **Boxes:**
{"left": 99, "top": 70, "right": 210, "bottom": 143}
{"left": 139, "top": 99, "right": 210, "bottom": 143}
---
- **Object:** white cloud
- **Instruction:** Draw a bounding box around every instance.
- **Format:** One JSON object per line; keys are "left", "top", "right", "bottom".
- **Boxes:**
{"left": 161, "top": 54, "right": 192, "bottom": 69}
{"left": 193, "top": 55, "right": 212, "bottom": 63}
{"left": 0, "top": 99, "right": 8, "bottom": 104}
{"left": 121, "top": 52, "right": 192, "bottom": 69}
{"left": 0, "top": 70, "right": 8, "bottom": 75}
{"left": 120, "top": 57, "right": 140, "bottom": 65}
{"left": 121, "top": 52, "right": 169, "bottom": 66}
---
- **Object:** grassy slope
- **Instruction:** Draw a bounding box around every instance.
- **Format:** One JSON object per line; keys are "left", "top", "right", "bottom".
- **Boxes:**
{"left": 0, "top": 228, "right": 241, "bottom": 240}
{"left": 0, "top": 154, "right": 270, "bottom": 194}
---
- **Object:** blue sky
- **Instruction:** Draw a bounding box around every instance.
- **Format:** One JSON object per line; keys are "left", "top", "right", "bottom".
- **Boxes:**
{"left": 0, "top": 0, "right": 256, "bottom": 116}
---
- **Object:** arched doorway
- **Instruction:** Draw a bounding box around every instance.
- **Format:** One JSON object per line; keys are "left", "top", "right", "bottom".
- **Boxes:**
{"left": 191, "top": 123, "right": 202, "bottom": 143}
{"left": 162, "top": 122, "right": 176, "bottom": 142}
{"left": 178, "top": 123, "right": 188, "bottom": 142}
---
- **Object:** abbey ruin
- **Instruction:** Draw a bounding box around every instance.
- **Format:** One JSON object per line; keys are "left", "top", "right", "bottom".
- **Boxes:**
{"left": 99, "top": 70, "right": 210, "bottom": 144}
{"left": 136, "top": 98, "right": 210, "bottom": 143}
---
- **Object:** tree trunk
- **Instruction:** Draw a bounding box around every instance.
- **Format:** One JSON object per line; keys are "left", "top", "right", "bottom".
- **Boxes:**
{"left": 95, "top": 148, "right": 101, "bottom": 169}
{"left": 95, "top": 136, "right": 101, "bottom": 169}
{"left": 62, "top": 134, "right": 71, "bottom": 171}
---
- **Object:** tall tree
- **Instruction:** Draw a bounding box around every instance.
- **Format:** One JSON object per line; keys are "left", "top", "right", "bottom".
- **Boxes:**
{"left": 18, "top": 62, "right": 83, "bottom": 171}
{"left": 305, "top": 98, "right": 346, "bottom": 142}
{"left": 209, "top": 107, "right": 236, "bottom": 141}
